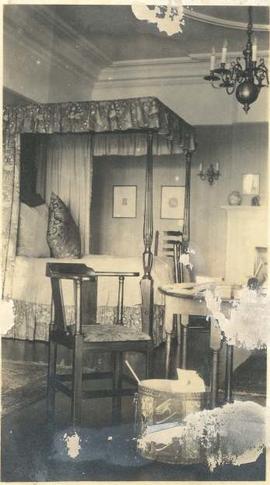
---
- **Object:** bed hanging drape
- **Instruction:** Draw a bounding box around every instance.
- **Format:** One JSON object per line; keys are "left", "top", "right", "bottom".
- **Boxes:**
{"left": 2, "top": 133, "right": 21, "bottom": 298}
{"left": 92, "top": 132, "right": 194, "bottom": 156}
{"left": 36, "top": 134, "right": 92, "bottom": 255}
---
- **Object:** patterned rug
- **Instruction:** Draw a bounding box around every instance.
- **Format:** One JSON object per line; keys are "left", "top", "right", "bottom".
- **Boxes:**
{"left": 1, "top": 360, "right": 48, "bottom": 416}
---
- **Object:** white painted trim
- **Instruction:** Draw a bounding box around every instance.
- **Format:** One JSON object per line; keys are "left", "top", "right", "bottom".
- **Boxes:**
{"left": 107, "top": 50, "right": 269, "bottom": 68}
{"left": 184, "top": 8, "right": 270, "bottom": 32}
{"left": 95, "top": 51, "right": 269, "bottom": 89}
{"left": 94, "top": 77, "right": 205, "bottom": 91}
{"left": 221, "top": 205, "right": 267, "bottom": 211}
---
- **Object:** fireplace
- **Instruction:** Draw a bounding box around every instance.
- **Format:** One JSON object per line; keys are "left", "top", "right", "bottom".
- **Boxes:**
{"left": 222, "top": 206, "right": 268, "bottom": 285}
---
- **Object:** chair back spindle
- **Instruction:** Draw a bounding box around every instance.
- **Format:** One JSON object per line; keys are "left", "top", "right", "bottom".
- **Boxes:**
{"left": 46, "top": 263, "right": 139, "bottom": 334}
{"left": 117, "top": 276, "right": 125, "bottom": 325}
{"left": 155, "top": 230, "right": 184, "bottom": 283}
{"left": 73, "top": 279, "right": 81, "bottom": 335}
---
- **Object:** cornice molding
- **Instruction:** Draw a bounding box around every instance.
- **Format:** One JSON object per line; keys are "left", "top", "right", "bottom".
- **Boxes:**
{"left": 94, "top": 77, "right": 204, "bottom": 92}
{"left": 184, "top": 7, "right": 270, "bottom": 32}
{"left": 96, "top": 52, "right": 269, "bottom": 89}
{"left": 109, "top": 50, "right": 269, "bottom": 68}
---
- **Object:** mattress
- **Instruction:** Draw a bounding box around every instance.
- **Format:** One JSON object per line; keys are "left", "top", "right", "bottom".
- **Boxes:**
{"left": 11, "top": 254, "right": 173, "bottom": 307}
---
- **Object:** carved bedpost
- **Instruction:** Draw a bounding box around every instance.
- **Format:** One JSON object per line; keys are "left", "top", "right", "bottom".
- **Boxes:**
{"left": 182, "top": 150, "right": 192, "bottom": 250}
{"left": 140, "top": 132, "right": 154, "bottom": 337}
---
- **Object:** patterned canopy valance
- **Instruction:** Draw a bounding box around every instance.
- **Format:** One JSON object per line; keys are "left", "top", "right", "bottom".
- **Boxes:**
{"left": 3, "top": 96, "right": 195, "bottom": 153}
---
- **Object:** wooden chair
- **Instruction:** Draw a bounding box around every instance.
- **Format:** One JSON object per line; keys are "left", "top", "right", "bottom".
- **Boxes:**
{"left": 155, "top": 230, "right": 185, "bottom": 369}
{"left": 46, "top": 262, "right": 153, "bottom": 425}
{"left": 154, "top": 230, "right": 184, "bottom": 283}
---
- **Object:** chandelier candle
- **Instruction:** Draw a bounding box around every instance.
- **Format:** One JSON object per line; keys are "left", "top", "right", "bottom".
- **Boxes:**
{"left": 221, "top": 40, "right": 228, "bottom": 64}
{"left": 252, "top": 37, "right": 257, "bottom": 62}
{"left": 210, "top": 48, "right": 216, "bottom": 71}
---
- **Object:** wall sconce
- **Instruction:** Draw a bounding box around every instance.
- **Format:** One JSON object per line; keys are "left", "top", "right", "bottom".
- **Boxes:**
{"left": 198, "top": 162, "right": 220, "bottom": 185}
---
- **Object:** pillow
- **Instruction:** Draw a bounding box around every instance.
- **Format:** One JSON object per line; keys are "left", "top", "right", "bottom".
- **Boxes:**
{"left": 17, "top": 203, "right": 51, "bottom": 257}
{"left": 21, "top": 192, "right": 45, "bottom": 207}
{"left": 47, "top": 193, "right": 81, "bottom": 258}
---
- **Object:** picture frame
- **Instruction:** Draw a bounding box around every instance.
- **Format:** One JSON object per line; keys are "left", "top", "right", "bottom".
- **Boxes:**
{"left": 160, "top": 185, "right": 185, "bottom": 219}
{"left": 112, "top": 185, "right": 137, "bottom": 218}
{"left": 242, "top": 173, "right": 260, "bottom": 195}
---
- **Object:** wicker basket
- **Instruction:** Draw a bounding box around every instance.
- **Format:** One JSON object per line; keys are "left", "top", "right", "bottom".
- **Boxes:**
{"left": 137, "top": 379, "right": 210, "bottom": 464}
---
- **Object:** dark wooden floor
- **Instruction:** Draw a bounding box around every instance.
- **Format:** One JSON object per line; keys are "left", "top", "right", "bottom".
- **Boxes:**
{"left": 1, "top": 334, "right": 266, "bottom": 482}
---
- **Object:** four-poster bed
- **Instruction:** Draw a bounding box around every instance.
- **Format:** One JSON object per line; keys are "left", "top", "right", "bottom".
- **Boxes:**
{"left": 2, "top": 97, "right": 195, "bottom": 344}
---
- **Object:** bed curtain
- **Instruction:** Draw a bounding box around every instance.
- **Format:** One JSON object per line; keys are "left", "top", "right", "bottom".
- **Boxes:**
{"left": 92, "top": 132, "right": 193, "bottom": 156}
{"left": 36, "top": 134, "right": 93, "bottom": 255}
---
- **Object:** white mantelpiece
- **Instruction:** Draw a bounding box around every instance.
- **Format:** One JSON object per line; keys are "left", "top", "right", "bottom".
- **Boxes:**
{"left": 221, "top": 206, "right": 268, "bottom": 284}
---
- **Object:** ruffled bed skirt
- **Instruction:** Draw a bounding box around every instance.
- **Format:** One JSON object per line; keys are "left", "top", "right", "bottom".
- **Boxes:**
{"left": 5, "top": 300, "right": 165, "bottom": 347}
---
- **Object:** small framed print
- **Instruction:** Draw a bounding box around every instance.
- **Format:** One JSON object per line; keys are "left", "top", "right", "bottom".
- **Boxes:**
{"left": 242, "top": 173, "right": 260, "bottom": 195}
{"left": 161, "top": 185, "right": 185, "bottom": 219}
{"left": 113, "top": 185, "right": 137, "bottom": 218}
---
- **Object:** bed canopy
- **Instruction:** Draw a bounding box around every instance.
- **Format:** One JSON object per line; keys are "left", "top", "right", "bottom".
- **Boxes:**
{"left": 3, "top": 96, "right": 195, "bottom": 336}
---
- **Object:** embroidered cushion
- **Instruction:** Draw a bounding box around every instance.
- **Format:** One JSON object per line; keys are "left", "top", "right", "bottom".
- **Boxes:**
{"left": 17, "top": 203, "right": 51, "bottom": 257}
{"left": 47, "top": 193, "right": 81, "bottom": 258}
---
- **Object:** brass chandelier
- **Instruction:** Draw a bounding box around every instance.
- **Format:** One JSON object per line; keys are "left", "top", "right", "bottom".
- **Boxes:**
{"left": 204, "top": 7, "right": 269, "bottom": 113}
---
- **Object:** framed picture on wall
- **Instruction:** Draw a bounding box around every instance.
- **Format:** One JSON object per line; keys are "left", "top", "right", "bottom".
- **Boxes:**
{"left": 113, "top": 185, "right": 137, "bottom": 218}
{"left": 160, "top": 185, "right": 185, "bottom": 219}
{"left": 242, "top": 173, "right": 260, "bottom": 195}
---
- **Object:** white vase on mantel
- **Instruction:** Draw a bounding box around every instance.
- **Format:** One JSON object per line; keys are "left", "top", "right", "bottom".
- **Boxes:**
{"left": 227, "top": 191, "right": 242, "bottom": 206}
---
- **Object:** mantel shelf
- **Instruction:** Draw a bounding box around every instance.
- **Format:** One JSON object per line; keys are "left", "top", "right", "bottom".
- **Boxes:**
{"left": 221, "top": 205, "right": 267, "bottom": 211}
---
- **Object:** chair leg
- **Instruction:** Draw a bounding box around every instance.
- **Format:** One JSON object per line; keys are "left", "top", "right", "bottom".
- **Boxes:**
{"left": 210, "top": 349, "right": 219, "bottom": 409}
{"left": 112, "top": 351, "right": 123, "bottom": 423}
{"left": 165, "top": 332, "right": 172, "bottom": 378}
{"left": 47, "top": 339, "right": 57, "bottom": 422}
{"left": 71, "top": 334, "right": 83, "bottom": 426}
{"left": 175, "top": 315, "right": 182, "bottom": 368}
{"left": 181, "top": 315, "right": 189, "bottom": 369}
{"left": 145, "top": 348, "right": 152, "bottom": 379}
{"left": 224, "top": 344, "right": 234, "bottom": 403}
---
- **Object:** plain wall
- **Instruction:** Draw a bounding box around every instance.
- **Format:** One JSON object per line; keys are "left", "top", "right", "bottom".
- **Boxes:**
{"left": 90, "top": 122, "right": 268, "bottom": 279}
{"left": 90, "top": 154, "right": 187, "bottom": 257}
{"left": 92, "top": 78, "right": 269, "bottom": 126}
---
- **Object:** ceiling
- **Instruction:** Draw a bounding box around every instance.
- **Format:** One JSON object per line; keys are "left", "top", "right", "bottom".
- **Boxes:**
{"left": 4, "top": 4, "right": 270, "bottom": 63}
{"left": 3, "top": 3, "right": 270, "bottom": 110}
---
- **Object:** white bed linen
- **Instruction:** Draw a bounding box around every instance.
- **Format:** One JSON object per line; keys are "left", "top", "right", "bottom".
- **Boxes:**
{"left": 11, "top": 255, "right": 173, "bottom": 307}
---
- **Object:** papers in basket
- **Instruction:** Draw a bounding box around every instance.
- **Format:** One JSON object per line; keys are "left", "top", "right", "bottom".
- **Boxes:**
{"left": 169, "top": 369, "right": 205, "bottom": 393}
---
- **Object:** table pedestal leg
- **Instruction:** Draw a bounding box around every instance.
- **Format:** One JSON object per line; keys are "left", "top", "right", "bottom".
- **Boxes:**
{"left": 225, "top": 344, "right": 234, "bottom": 403}
{"left": 181, "top": 315, "right": 189, "bottom": 369}
{"left": 165, "top": 332, "right": 172, "bottom": 378}
{"left": 181, "top": 327, "right": 188, "bottom": 369}
{"left": 210, "top": 350, "right": 219, "bottom": 409}
{"left": 175, "top": 315, "right": 181, "bottom": 368}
